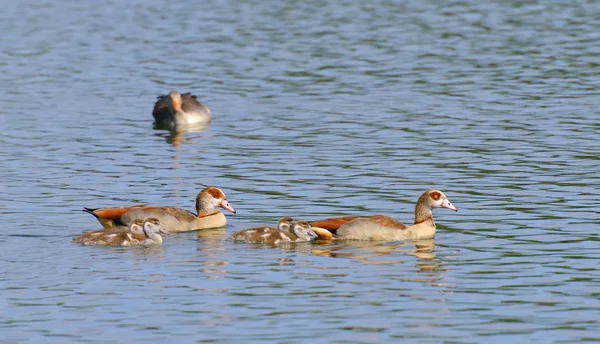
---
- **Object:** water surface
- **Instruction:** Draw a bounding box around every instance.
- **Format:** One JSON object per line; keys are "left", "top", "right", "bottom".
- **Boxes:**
{"left": 1, "top": 0, "right": 600, "bottom": 342}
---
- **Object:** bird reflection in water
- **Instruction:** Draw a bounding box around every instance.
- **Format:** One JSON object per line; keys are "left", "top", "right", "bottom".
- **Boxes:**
{"left": 196, "top": 228, "right": 229, "bottom": 278}
{"left": 310, "top": 239, "right": 443, "bottom": 274}
{"left": 155, "top": 122, "right": 211, "bottom": 147}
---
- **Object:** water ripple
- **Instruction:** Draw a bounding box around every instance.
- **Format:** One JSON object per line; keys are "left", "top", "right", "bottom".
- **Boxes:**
{"left": 1, "top": 0, "right": 600, "bottom": 342}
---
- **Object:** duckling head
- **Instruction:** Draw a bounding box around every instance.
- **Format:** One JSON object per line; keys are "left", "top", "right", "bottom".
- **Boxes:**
{"left": 292, "top": 221, "right": 318, "bottom": 241}
{"left": 277, "top": 217, "right": 295, "bottom": 233}
{"left": 143, "top": 218, "right": 169, "bottom": 235}
{"left": 129, "top": 219, "right": 145, "bottom": 235}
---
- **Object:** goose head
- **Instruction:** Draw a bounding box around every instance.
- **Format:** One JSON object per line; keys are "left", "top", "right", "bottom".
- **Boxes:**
{"left": 419, "top": 190, "right": 457, "bottom": 212}
{"left": 168, "top": 91, "right": 183, "bottom": 112}
{"left": 196, "top": 186, "right": 236, "bottom": 215}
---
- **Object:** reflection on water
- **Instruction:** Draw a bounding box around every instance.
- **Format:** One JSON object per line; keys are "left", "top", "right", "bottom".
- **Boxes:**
{"left": 154, "top": 122, "right": 211, "bottom": 146}
{"left": 196, "top": 228, "right": 228, "bottom": 240}
{"left": 130, "top": 244, "right": 166, "bottom": 258}
{"left": 311, "top": 239, "right": 441, "bottom": 273}
{"left": 413, "top": 239, "right": 440, "bottom": 273}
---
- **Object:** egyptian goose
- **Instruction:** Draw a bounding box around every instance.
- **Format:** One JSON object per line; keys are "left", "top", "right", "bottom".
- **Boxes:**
{"left": 232, "top": 217, "right": 317, "bottom": 244}
{"left": 152, "top": 91, "right": 211, "bottom": 130}
{"left": 312, "top": 190, "right": 457, "bottom": 241}
{"left": 83, "top": 186, "right": 235, "bottom": 232}
{"left": 73, "top": 218, "right": 169, "bottom": 246}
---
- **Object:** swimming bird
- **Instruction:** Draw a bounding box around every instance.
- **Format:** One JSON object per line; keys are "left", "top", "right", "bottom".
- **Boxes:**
{"left": 72, "top": 219, "right": 145, "bottom": 244}
{"left": 290, "top": 220, "right": 319, "bottom": 242}
{"left": 152, "top": 91, "right": 211, "bottom": 130}
{"left": 73, "top": 218, "right": 168, "bottom": 246}
{"left": 312, "top": 190, "right": 457, "bottom": 241}
{"left": 232, "top": 217, "right": 317, "bottom": 244}
{"left": 83, "top": 186, "right": 235, "bottom": 232}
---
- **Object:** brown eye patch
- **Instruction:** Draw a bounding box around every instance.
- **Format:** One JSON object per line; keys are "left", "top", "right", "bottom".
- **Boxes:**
{"left": 430, "top": 191, "right": 441, "bottom": 200}
{"left": 208, "top": 188, "right": 223, "bottom": 199}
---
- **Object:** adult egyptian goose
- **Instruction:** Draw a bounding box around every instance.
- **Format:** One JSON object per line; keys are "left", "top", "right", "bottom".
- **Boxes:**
{"left": 73, "top": 218, "right": 169, "bottom": 246}
{"left": 83, "top": 186, "right": 235, "bottom": 232}
{"left": 232, "top": 217, "right": 317, "bottom": 244}
{"left": 312, "top": 190, "right": 457, "bottom": 241}
{"left": 152, "top": 91, "right": 211, "bottom": 130}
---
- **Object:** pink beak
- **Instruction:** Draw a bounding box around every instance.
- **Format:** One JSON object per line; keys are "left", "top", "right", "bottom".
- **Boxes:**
{"left": 220, "top": 199, "right": 236, "bottom": 214}
{"left": 441, "top": 198, "right": 458, "bottom": 212}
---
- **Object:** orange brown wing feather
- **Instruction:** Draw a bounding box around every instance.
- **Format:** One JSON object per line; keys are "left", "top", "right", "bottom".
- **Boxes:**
{"left": 310, "top": 216, "right": 361, "bottom": 232}
{"left": 311, "top": 215, "right": 406, "bottom": 232}
{"left": 85, "top": 205, "right": 147, "bottom": 228}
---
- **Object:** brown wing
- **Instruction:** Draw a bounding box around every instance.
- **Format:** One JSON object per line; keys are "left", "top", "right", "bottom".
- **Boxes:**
{"left": 310, "top": 216, "right": 365, "bottom": 232}
{"left": 123, "top": 206, "right": 197, "bottom": 222}
{"left": 152, "top": 94, "right": 173, "bottom": 121}
{"left": 72, "top": 229, "right": 104, "bottom": 243}
{"left": 366, "top": 215, "right": 407, "bottom": 229}
{"left": 104, "top": 232, "right": 135, "bottom": 246}
{"left": 120, "top": 206, "right": 199, "bottom": 232}
{"left": 232, "top": 227, "right": 279, "bottom": 243}
{"left": 311, "top": 215, "right": 406, "bottom": 232}
{"left": 73, "top": 226, "right": 146, "bottom": 244}
{"left": 83, "top": 205, "right": 148, "bottom": 228}
{"left": 73, "top": 227, "right": 128, "bottom": 242}
{"left": 181, "top": 92, "right": 204, "bottom": 112}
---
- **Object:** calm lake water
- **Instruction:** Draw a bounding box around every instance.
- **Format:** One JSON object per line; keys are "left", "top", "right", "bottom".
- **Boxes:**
{"left": 1, "top": 0, "right": 600, "bottom": 342}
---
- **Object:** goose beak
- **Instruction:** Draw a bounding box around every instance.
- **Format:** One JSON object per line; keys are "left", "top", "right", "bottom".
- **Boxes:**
{"left": 159, "top": 227, "right": 170, "bottom": 235}
{"left": 172, "top": 98, "right": 182, "bottom": 112}
{"left": 220, "top": 199, "right": 236, "bottom": 214}
{"left": 441, "top": 198, "right": 458, "bottom": 212}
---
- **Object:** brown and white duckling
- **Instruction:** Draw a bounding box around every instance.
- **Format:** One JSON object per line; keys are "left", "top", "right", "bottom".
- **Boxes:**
{"left": 73, "top": 218, "right": 168, "bottom": 246}
{"left": 72, "top": 219, "right": 145, "bottom": 244}
{"left": 83, "top": 186, "right": 235, "bottom": 232}
{"left": 232, "top": 217, "right": 318, "bottom": 245}
{"left": 152, "top": 90, "right": 211, "bottom": 130}
{"left": 231, "top": 217, "right": 295, "bottom": 244}
{"left": 323, "top": 190, "right": 457, "bottom": 241}
{"left": 310, "top": 190, "right": 457, "bottom": 242}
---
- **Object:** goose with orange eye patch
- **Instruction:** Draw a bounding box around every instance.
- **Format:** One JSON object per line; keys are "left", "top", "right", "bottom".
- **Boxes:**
{"left": 313, "top": 190, "right": 457, "bottom": 241}
{"left": 83, "top": 186, "right": 235, "bottom": 232}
